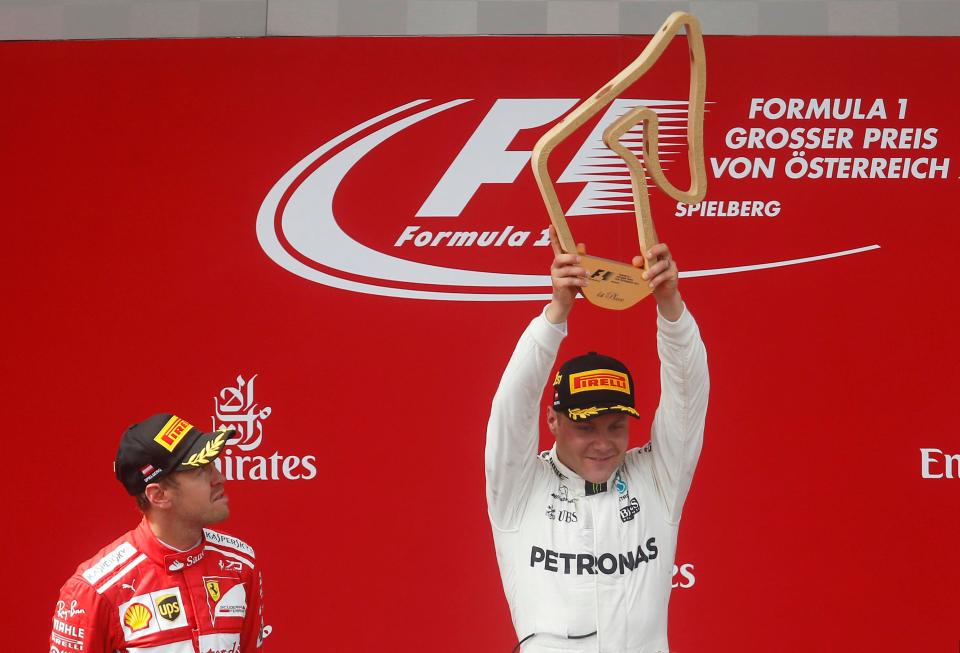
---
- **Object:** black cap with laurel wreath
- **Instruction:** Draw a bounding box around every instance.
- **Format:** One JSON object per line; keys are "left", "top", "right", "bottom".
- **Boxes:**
{"left": 552, "top": 353, "right": 640, "bottom": 422}
{"left": 114, "top": 413, "right": 234, "bottom": 495}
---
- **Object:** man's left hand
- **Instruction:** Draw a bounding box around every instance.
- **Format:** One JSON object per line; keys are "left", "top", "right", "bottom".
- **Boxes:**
{"left": 632, "top": 243, "right": 683, "bottom": 321}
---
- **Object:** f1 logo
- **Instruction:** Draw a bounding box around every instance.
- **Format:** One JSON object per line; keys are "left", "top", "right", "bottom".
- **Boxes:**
{"left": 590, "top": 269, "right": 613, "bottom": 281}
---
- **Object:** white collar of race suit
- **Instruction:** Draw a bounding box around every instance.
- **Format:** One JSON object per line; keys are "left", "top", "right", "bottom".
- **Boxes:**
{"left": 546, "top": 443, "right": 622, "bottom": 497}
{"left": 135, "top": 518, "right": 208, "bottom": 574}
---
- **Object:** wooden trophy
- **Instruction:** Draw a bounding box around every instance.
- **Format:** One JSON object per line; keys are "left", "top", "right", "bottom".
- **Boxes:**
{"left": 531, "top": 12, "right": 708, "bottom": 310}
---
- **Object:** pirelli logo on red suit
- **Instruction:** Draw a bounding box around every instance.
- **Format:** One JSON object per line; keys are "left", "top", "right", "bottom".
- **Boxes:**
{"left": 569, "top": 369, "right": 631, "bottom": 395}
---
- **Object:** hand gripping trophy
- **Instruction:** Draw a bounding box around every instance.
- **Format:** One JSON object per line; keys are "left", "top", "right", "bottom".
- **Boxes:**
{"left": 531, "top": 12, "right": 708, "bottom": 310}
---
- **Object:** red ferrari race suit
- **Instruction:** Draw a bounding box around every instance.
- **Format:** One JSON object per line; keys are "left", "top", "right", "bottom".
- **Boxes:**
{"left": 49, "top": 518, "right": 267, "bottom": 653}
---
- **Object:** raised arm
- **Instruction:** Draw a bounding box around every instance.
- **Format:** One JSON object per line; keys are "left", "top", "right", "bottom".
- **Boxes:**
{"left": 545, "top": 225, "right": 588, "bottom": 325}
{"left": 636, "top": 243, "right": 710, "bottom": 523}
{"left": 632, "top": 241, "right": 683, "bottom": 321}
{"left": 485, "top": 228, "right": 586, "bottom": 530}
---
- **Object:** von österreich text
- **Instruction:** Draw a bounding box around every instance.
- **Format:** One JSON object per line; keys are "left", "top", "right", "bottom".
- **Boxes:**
{"left": 711, "top": 98, "right": 951, "bottom": 181}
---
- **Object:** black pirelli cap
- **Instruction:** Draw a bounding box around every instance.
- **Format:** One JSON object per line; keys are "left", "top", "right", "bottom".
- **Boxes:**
{"left": 552, "top": 353, "right": 640, "bottom": 422}
{"left": 114, "top": 413, "right": 235, "bottom": 495}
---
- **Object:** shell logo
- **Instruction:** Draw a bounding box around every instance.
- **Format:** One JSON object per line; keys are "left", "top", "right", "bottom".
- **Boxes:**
{"left": 123, "top": 602, "right": 153, "bottom": 632}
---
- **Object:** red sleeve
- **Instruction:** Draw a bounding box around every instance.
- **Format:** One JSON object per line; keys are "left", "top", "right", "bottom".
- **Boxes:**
{"left": 50, "top": 576, "right": 116, "bottom": 653}
{"left": 241, "top": 567, "right": 269, "bottom": 650}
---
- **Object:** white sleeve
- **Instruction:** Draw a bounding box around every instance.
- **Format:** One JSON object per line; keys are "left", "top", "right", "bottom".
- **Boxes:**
{"left": 485, "top": 307, "right": 567, "bottom": 531}
{"left": 649, "top": 304, "right": 710, "bottom": 524}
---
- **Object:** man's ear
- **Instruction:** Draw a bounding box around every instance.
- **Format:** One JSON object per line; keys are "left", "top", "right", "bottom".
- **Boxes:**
{"left": 144, "top": 481, "right": 172, "bottom": 511}
{"left": 546, "top": 406, "right": 560, "bottom": 436}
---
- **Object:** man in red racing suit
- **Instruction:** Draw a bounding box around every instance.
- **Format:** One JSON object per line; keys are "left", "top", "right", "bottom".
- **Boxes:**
{"left": 49, "top": 413, "right": 269, "bottom": 653}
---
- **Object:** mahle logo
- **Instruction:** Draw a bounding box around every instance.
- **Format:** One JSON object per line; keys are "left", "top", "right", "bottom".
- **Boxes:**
{"left": 211, "top": 374, "right": 316, "bottom": 481}
{"left": 258, "top": 98, "right": 879, "bottom": 301}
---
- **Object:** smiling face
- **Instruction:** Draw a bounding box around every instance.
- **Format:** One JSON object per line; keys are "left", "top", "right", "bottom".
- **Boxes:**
{"left": 547, "top": 408, "right": 631, "bottom": 483}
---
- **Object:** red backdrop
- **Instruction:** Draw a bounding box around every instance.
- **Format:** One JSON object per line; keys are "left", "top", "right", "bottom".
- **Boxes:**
{"left": 2, "top": 35, "right": 958, "bottom": 652}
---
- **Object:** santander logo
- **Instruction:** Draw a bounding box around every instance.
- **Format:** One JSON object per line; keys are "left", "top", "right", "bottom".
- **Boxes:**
{"left": 257, "top": 98, "right": 879, "bottom": 301}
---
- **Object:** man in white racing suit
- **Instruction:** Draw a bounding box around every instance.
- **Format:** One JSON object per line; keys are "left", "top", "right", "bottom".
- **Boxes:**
{"left": 486, "top": 229, "right": 708, "bottom": 653}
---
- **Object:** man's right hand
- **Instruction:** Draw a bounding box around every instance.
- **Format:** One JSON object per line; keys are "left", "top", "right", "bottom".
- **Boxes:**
{"left": 546, "top": 225, "right": 587, "bottom": 324}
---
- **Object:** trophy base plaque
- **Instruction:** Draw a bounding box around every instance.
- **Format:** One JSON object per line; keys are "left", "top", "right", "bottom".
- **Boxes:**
{"left": 580, "top": 255, "right": 652, "bottom": 310}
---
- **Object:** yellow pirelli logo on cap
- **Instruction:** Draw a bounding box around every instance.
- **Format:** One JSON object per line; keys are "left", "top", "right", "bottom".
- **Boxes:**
{"left": 154, "top": 416, "right": 194, "bottom": 452}
{"left": 569, "top": 369, "right": 630, "bottom": 395}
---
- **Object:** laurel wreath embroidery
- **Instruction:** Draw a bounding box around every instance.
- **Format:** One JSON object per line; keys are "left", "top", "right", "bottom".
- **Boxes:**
{"left": 184, "top": 432, "right": 226, "bottom": 467}
{"left": 568, "top": 405, "right": 639, "bottom": 421}
{"left": 568, "top": 407, "right": 603, "bottom": 421}
{"left": 610, "top": 405, "right": 640, "bottom": 417}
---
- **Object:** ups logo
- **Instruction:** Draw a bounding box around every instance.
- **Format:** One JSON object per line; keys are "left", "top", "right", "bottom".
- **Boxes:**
{"left": 156, "top": 594, "right": 181, "bottom": 622}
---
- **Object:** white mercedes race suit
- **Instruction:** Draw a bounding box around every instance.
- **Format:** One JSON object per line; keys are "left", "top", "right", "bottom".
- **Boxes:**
{"left": 486, "top": 305, "right": 708, "bottom": 653}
